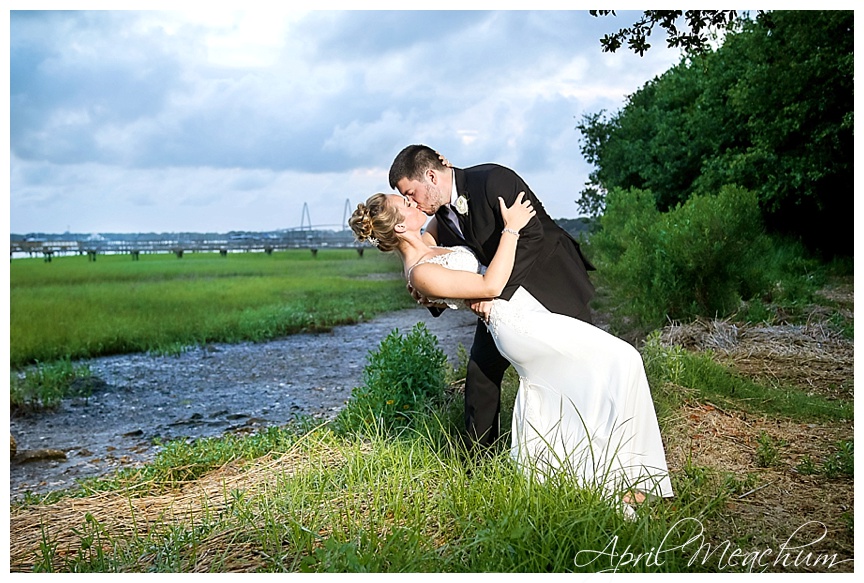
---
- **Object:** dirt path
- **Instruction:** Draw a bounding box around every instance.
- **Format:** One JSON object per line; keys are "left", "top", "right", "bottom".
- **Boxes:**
{"left": 9, "top": 307, "right": 480, "bottom": 500}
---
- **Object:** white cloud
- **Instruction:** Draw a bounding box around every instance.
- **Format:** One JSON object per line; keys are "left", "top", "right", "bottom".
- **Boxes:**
{"left": 9, "top": 8, "right": 682, "bottom": 234}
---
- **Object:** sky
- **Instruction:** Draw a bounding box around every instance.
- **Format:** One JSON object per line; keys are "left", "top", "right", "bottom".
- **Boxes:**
{"left": 7, "top": 4, "right": 693, "bottom": 235}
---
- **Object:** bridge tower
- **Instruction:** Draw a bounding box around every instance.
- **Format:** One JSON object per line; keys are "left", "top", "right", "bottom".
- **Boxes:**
{"left": 342, "top": 198, "right": 352, "bottom": 230}
{"left": 300, "top": 202, "right": 312, "bottom": 230}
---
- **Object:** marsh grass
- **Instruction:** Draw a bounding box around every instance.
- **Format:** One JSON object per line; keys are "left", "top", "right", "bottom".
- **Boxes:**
{"left": 10, "top": 250, "right": 411, "bottom": 369}
{"left": 10, "top": 358, "right": 94, "bottom": 410}
{"left": 15, "top": 416, "right": 728, "bottom": 573}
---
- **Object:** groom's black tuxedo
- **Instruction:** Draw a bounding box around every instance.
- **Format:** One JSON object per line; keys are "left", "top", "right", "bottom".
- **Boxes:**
{"left": 434, "top": 163, "right": 596, "bottom": 446}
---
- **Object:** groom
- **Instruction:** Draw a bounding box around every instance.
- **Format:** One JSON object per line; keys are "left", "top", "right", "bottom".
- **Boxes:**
{"left": 389, "top": 144, "right": 596, "bottom": 448}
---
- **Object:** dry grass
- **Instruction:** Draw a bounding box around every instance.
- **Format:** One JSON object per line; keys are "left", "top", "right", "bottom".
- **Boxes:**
{"left": 657, "top": 283, "right": 854, "bottom": 572}
{"left": 663, "top": 402, "right": 853, "bottom": 572}
{"left": 659, "top": 315, "right": 853, "bottom": 401}
{"left": 10, "top": 438, "right": 369, "bottom": 572}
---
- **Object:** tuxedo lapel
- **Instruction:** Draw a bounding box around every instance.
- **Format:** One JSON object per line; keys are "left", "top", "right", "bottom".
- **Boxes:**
{"left": 456, "top": 207, "right": 468, "bottom": 234}
{"left": 453, "top": 167, "right": 483, "bottom": 255}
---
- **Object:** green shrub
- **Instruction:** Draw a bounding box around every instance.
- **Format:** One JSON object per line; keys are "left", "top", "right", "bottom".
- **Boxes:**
{"left": 336, "top": 322, "right": 448, "bottom": 435}
{"left": 591, "top": 185, "right": 779, "bottom": 329}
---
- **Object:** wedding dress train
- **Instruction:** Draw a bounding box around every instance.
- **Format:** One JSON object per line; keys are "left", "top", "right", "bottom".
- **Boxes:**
{"left": 416, "top": 246, "right": 673, "bottom": 498}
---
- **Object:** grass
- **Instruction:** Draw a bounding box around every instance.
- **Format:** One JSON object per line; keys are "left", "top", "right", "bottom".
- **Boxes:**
{"left": 10, "top": 358, "right": 95, "bottom": 410}
{"left": 12, "top": 302, "right": 854, "bottom": 572}
{"left": 10, "top": 250, "right": 412, "bottom": 402}
{"left": 9, "top": 256, "right": 853, "bottom": 573}
{"left": 641, "top": 334, "right": 853, "bottom": 423}
{"left": 13, "top": 416, "right": 734, "bottom": 573}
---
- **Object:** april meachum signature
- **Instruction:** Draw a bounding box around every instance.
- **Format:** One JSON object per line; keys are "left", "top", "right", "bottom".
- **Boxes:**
{"left": 573, "top": 518, "right": 853, "bottom": 573}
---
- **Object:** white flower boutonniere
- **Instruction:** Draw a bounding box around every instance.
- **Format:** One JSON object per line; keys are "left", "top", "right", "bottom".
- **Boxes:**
{"left": 454, "top": 194, "right": 469, "bottom": 215}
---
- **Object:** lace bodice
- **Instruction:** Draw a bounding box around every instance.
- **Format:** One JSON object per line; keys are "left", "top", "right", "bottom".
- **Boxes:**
{"left": 412, "top": 245, "right": 482, "bottom": 274}
{"left": 411, "top": 245, "right": 546, "bottom": 341}
{"left": 409, "top": 246, "right": 483, "bottom": 310}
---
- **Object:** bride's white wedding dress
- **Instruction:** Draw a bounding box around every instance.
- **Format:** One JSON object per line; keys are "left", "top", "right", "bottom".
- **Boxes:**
{"left": 414, "top": 246, "right": 673, "bottom": 498}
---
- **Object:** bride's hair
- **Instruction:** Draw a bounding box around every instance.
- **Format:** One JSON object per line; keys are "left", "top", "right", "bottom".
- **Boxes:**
{"left": 348, "top": 193, "right": 403, "bottom": 253}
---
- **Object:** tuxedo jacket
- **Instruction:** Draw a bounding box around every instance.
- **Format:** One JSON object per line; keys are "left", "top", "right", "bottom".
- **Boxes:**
{"left": 435, "top": 164, "right": 595, "bottom": 322}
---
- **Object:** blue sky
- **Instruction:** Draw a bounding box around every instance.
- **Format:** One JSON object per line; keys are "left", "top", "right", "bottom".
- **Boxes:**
{"left": 7, "top": 5, "right": 692, "bottom": 234}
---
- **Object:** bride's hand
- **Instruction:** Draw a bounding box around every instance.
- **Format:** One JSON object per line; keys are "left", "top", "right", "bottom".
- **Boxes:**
{"left": 499, "top": 191, "right": 535, "bottom": 233}
{"left": 467, "top": 299, "right": 493, "bottom": 322}
{"left": 435, "top": 150, "right": 452, "bottom": 168}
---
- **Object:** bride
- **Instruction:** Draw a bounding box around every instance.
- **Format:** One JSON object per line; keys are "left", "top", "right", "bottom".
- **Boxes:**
{"left": 349, "top": 191, "right": 674, "bottom": 504}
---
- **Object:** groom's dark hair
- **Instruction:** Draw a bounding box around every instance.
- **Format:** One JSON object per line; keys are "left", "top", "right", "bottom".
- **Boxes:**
{"left": 389, "top": 144, "right": 447, "bottom": 189}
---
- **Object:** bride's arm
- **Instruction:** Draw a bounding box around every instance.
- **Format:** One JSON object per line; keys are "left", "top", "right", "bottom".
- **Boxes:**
{"left": 409, "top": 193, "right": 534, "bottom": 300}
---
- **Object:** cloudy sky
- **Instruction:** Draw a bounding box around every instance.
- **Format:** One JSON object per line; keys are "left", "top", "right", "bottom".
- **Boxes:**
{"left": 7, "top": 5, "right": 687, "bottom": 235}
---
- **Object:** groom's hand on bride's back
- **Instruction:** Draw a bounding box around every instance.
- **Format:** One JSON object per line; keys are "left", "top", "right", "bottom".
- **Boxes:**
{"left": 408, "top": 281, "right": 443, "bottom": 308}
{"left": 408, "top": 281, "right": 446, "bottom": 317}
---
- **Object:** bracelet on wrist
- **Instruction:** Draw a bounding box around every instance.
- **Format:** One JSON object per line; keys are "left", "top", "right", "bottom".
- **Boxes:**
{"left": 502, "top": 227, "right": 520, "bottom": 238}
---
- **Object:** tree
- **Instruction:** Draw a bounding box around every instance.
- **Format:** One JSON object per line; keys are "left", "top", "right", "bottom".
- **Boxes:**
{"left": 578, "top": 10, "right": 853, "bottom": 258}
{"left": 590, "top": 10, "right": 763, "bottom": 56}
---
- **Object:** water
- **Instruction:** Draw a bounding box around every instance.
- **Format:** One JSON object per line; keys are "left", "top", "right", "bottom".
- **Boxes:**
{"left": 9, "top": 307, "right": 479, "bottom": 499}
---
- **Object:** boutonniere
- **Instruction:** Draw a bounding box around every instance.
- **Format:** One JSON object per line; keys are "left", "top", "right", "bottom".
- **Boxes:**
{"left": 454, "top": 194, "right": 469, "bottom": 215}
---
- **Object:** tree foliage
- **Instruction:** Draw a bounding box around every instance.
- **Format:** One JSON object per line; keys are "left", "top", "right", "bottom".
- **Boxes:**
{"left": 578, "top": 10, "right": 853, "bottom": 258}
{"left": 591, "top": 10, "right": 754, "bottom": 56}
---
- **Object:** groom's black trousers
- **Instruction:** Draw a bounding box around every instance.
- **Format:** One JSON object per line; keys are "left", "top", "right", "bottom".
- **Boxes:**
{"left": 465, "top": 320, "right": 511, "bottom": 448}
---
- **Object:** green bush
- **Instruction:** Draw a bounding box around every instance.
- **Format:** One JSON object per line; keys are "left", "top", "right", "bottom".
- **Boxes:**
{"left": 336, "top": 322, "right": 449, "bottom": 435}
{"left": 591, "top": 185, "right": 772, "bottom": 329}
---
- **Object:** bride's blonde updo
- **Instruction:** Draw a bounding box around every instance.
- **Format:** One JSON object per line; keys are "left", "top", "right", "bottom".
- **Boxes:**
{"left": 348, "top": 193, "right": 403, "bottom": 253}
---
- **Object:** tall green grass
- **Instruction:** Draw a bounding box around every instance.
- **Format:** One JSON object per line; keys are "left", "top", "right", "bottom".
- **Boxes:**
{"left": 28, "top": 420, "right": 731, "bottom": 573}
{"left": 10, "top": 250, "right": 413, "bottom": 369}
